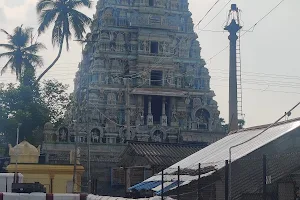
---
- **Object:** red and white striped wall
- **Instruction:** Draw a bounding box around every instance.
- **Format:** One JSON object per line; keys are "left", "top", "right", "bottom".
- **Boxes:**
{"left": 86, "top": 195, "right": 174, "bottom": 200}
{"left": 0, "top": 193, "right": 174, "bottom": 200}
{"left": 0, "top": 193, "right": 87, "bottom": 200}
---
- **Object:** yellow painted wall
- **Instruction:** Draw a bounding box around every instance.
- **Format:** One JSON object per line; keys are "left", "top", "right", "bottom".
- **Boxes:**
{"left": 22, "top": 173, "right": 51, "bottom": 192}
{"left": 7, "top": 141, "right": 84, "bottom": 193}
{"left": 6, "top": 164, "right": 84, "bottom": 193}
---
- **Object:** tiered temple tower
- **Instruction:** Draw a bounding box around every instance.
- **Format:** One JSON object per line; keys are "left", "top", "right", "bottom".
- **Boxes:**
{"left": 42, "top": 0, "right": 225, "bottom": 194}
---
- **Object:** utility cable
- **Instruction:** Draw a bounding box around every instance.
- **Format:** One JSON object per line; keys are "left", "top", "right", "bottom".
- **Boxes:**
{"left": 199, "top": 0, "right": 233, "bottom": 32}
{"left": 11, "top": 63, "right": 300, "bottom": 81}
{"left": 241, "top": 0, "right": 286, "bottom": 35}
{"left": 211, "top": 83, "right": 300, "bottom": 95}
{"left": 208, "top": 0, "right": 287, "bottom": 62}
{"left": 195, "top": 0, "right": 221, "bottom": 28}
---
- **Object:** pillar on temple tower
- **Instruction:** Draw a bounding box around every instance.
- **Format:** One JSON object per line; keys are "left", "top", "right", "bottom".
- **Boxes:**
{"left": 147, "top": 96, "right": 153, "bottom": 126}
{"left": 161, "top": 97, "right": 167, "bottom": 126}
{"left": 170, "top": 98, "right": 178, "bottom": 127}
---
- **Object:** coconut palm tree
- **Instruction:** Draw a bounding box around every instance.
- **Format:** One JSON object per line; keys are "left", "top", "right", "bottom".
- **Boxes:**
{"left": 35, "top": 0, "right": 92, "bottom": 82}
{"left": 0, "top": 26, "right": 45, "bottom": 85}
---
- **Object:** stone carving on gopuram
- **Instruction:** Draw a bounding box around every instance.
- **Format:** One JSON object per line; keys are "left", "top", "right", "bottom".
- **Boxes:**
{"left": 42, "top": 0, "right": 225, "bottom": 194}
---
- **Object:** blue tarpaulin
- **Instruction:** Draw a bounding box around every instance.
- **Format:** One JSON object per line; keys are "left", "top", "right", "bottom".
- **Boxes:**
{"left": 129, "top": 181, "right": 161, "bottom": 191}
{"left": 129, "top": 180, "right": 184, "bottom": 195}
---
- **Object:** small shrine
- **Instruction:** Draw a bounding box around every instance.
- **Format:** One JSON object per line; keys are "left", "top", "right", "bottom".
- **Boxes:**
{"left": 6, "top": 140, "right": 84, "bottom": 193}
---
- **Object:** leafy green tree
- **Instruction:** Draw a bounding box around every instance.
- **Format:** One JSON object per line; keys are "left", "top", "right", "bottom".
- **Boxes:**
{"left": 0, "top": 80, "right": 70, "bottom": 146}
{"left": 219, "top": 118, "right": 245, "bottom": 133}
{"left": 0, "top": 83, "right": 50, "bottom": 145}
{"left": 35, "top": 0, "right": 92, "bottom": 82}
{"left": 0, "top": 25, "right": 71, "bottom": 146}
{"left": 220, "top": 118, "right": 229, "bottom": 133}
{"left": 41, "top": 79, "right": 71, "bottom": 126}
{"left": 0, "top": 26, "right": 45, "bottom": 83}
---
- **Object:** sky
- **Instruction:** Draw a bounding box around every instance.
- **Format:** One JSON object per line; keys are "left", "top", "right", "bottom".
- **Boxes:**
{"left": 0, "top": 0, "right": 300, "bottom": 127}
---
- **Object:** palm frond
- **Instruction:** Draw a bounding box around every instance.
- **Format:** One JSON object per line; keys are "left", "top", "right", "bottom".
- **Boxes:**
{"left": 0, "top": 57, "right": 13, "bottom": 76}
{"left": 35, "top": 0, "right": 92, "bottom": 82}
{"left": 25, "top": 54, "right": 44, "bottom": 67}
{"left": 63, "top": 18, "right": 72, "bottom": 50}
{"left": 0, "top": 43, "right": 15, "bottom": 51}
{"left": 51, "top": 19, "right": 63, "bottom": 47}
{"left": 69, "top": 13, "right": 85, "bottom": 39}
{"left": 38, "top": 9, "right": 59, "bottom": 34}
{"left": 22, "top": 43, "right": 46, "bottom": 53}
{"left": 36, "top": 0, "right": 55, "bottom": 14}
{"left": 11, "top": 54, "right": 23, "bottom": 77}
{"left": 70, "top": 0, "right": 92, "bottom": 8}
{"left": 0, "top": 52, "right": 14, "bottom": 59}
{"left": 10, "top": 26, "right": 32, "bottom": 48}
{"left": 23, "top": 42, "right": 47, "bottom": 53}
{"left": 0, "top": 29, "right": 11, "bottom": 37}
{"left": 69, "top": 9, "right": 92, "bottom": 27}
{"left": 0, "top": 25, "right": 44, "bottom": 80}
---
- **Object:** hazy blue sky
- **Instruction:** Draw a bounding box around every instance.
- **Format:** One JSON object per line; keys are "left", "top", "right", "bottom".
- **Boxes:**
{"left": 0, "top": 0, "right": 299, "bottom": 127}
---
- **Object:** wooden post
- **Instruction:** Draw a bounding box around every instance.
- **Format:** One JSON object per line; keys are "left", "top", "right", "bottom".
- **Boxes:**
{"left": 95, "top": 178, "right": 98, "bottom": 195}
{"left": 161, "top": 170, "right": 164, "bottom": 200}
{"left": 5, "top": 177, "right": 7, "bottom": 192}
{"left": 198, "top": 163, "right": 201, "bottom": 200}
{"left": 177, "top": 166, "right": 180, "bottom": 200}
{"left": 50, "top": 177, "right": 53, "bottom": 193}
{"left": 125, "top": 168, "right": 131, "bottom": 193}
{"left": 263, "top": 155, "right": 267, "bottom": 200}
{"left": 225, "top": 160, "right": 229, "bottom": 200}
{"left": 124, "top": 167, "right": 127, "bottom": 196}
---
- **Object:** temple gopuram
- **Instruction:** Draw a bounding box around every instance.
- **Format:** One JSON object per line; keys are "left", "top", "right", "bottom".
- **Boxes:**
{"left": 42, "top": 0, "right": 226, "bottom": 195}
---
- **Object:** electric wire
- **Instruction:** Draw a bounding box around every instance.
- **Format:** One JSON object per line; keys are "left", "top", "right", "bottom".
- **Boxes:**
{"left": 3, "top": 68, "right": 300, "bottom": 88}
{"left": 3, "top": 72, "right": 300, "bottom": 92}
{"left": 208, "top": 0, "right": 287, "bottom": 62}
{"left": 199, "top": 0, "right": 233, "bottom": 32}
{"left": 4, "top": 62, "right": 299, "bottom": 81}
{"left": 195, "top": 0, "right": 221, "bottom": 28}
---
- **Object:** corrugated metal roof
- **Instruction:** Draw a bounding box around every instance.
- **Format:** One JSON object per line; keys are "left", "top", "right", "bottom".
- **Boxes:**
{"left": 152, "top": 182, "right": 174, "bottom": 192}
{"left": 129, "top": 173, "right": 213, "bottom": 194}
{"left": 131, "top": 118, "right": 300, "bottom": 194}
{"left": 120, "top": 142, "right": 204, "bottom": 167}
{"left": 163, "top": 119, "right": 300, "bottom": 175}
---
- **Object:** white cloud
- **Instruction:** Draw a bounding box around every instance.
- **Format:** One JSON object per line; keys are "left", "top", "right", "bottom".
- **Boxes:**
{"left": 4, "top": 0, "right": 25, "bottom": 8}
{"left": 0, "top": 7, "right": 6, "bottom": 24}
{"left": 2, "top": 0, "right": 35, "bottom": 21}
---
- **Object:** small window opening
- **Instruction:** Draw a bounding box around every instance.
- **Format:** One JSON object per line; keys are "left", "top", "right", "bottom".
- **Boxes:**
{"left": 149, "top": 0, "right": 154, "bottom": 6}
{"left": 90, "top": 74, "right": 99, "bottom": 83}
{"left": 151, "top": 70, "right": 162, "bottom": 86}
{"left": 150, "top": 41, "right": 159, "bottom": 54}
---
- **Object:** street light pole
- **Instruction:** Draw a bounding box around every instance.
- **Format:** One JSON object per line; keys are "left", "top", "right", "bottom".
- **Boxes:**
{"left": 14, "top": 123, "right": 22, "bottom": 183}
{"left": 72, "top": 120, "right": 78, "bottom": 193}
